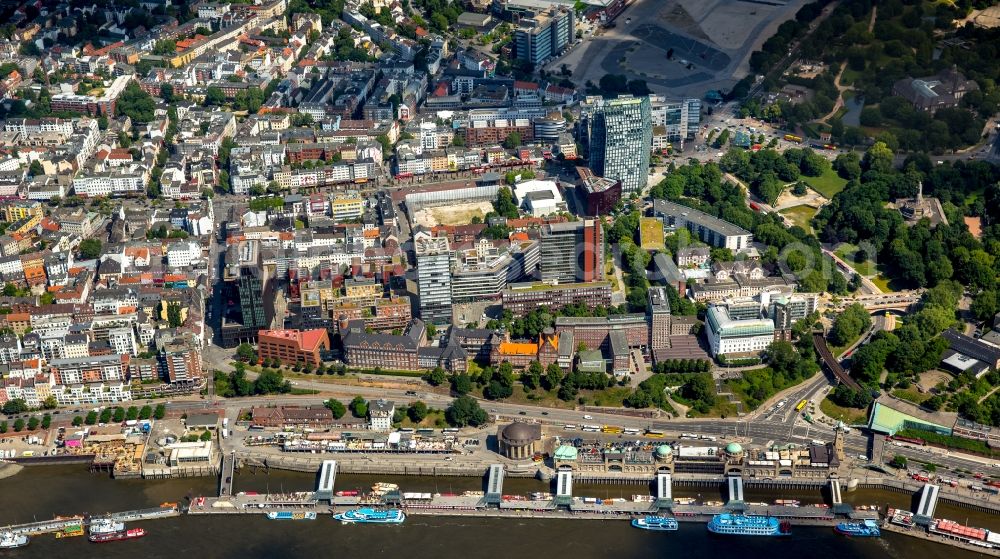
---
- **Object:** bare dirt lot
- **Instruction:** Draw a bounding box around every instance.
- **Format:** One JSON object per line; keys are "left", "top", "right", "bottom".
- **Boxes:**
{"left": 412, "top": 201, "right": 494, "bottom": 228}
{"left": 773, "top": 185, "right": 828, "bottom": 210}
{"left": 917, "top": 370, "right": 953, "bottom": 393}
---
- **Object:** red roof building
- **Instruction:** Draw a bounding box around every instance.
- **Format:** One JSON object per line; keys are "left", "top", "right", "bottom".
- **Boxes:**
{"left": 257, "top": 329, "right": 331, "bottom": 367}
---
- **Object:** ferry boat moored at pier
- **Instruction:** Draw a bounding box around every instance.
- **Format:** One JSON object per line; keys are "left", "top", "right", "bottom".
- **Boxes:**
{"left": 88, "top": 518, "right": 126, "bottom": 535}
{"left": 334, "top": 508, "right": 405, "bottom": 524}
{"left": 631, "top": 516, "right": 679, "bottom": 531}
{"left": 0, "top": 532, "right": 29, "bottom": 549}
{"left": 707, "top": 514, "right": 791, "bottom": 537}
{"left": 835, "top": 519, "right": 881, "bottom": 537}
{"left": 266, "top": 511, "right": 318, "bottom": 520}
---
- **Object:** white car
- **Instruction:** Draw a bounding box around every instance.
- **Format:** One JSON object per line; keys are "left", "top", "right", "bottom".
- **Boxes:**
{"left": 583, "top": 415, "right": 593, "bottom": 420}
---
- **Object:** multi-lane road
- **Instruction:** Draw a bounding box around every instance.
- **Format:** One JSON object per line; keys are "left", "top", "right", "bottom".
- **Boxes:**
{"left": 22, "top": 365, "right": 999, "bottom": 480}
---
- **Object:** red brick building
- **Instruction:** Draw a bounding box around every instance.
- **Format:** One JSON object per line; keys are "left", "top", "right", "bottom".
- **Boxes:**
{"left": 461, "top": 123, "right": 534, "bottom": 148}
{"left": 257, "top": 329, "right": 331, "bottom": 367}
{"left": 502, "top": 281, "right": 612, "bottom": 316}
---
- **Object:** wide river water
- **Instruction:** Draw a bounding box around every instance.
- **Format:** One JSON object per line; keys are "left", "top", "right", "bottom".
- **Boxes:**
{"left": 2, "top": 465, "right": 998, "bottom": 559}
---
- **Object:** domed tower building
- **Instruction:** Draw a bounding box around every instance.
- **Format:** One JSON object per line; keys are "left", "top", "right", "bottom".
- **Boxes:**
{"left": 497, "top": 422, "right": 542, "bottom": 460}
{"left": 722, "top": 442, "right": 745, "bottom": 476}
{"left": 653, "top": 444, "right": 675, "bottom": 474}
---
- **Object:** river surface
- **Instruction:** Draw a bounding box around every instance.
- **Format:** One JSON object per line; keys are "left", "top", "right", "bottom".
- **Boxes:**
{"left": 1, "top": 466, "right": 998, "bottom": 559}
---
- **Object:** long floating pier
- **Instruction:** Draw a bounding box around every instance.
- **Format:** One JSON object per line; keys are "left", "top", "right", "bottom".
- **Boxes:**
{"left": 1, "top": 505, "right": 180, "bottom": 536}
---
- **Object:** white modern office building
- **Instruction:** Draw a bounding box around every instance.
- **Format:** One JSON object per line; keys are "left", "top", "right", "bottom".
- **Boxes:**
{"left": 705, "top": 305, "right": 775, "bottom": 357}
{"left": 652, "top": 199, "right": 753, "bottom": 251}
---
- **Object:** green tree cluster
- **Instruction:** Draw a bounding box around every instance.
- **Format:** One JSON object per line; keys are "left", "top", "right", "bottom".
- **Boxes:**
{"left": 117, "top": 83, "right": 157, "bottom": 123}
{"left": 79, "top": 238, "right": 103, "bottom": 259}
{"left": 849, "top": 283, "right": 960, "bottom": 387}
{"left": 350, "top": 396, "right": 368, "bottom": 418}
{"left": 324, "top": 399, "right": 346, "bottom": 419}
{"left": 445, "top": 395, "right": 487, "bottom": 427}
{"left": 828, "top": 303, "right": 872, "bottom": 347}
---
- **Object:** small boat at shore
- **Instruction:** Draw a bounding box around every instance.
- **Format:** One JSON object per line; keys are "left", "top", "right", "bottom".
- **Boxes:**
{"left": 266, "top": 511, "right": 317, "bottom": 520}
{"left": 334, "top": 508, "right": 405, "bottom": 524}
{"left": 774, "top": 499, "right": 800, "bottom": 507}
{"left": 835, "top": 519, "right": 880, "bottom": 537}
{"left": 632, "top": 516, "right": 679, "bottom": 531}
{"left": 371, "top": 483, "right": 399, "bottom": 494}
{"left": 55, "top": 524, "right": 84, "bottom": 538}
{"left": 0, "top": 532, "right": 29, "bottom": 549}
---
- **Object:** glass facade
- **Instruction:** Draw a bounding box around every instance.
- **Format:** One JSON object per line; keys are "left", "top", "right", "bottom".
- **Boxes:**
{"left": 514, "top": 8, "right": 575, "bottom": 66}
{"left": 587, "top": 96, "right": 652, "bottom": 193}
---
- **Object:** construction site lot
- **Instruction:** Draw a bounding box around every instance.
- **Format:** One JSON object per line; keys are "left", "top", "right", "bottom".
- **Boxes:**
{"left": 412, "top": 201, "right": 494, "bottom": 228}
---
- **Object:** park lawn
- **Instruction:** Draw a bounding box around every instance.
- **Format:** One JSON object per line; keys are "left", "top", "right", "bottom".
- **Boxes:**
{"left": 872, "top": 265, "right": 905, "bottom": 293}
{"left": 588, "top": 386, "right": 633, "bottom": 408}
{"left": 725, "top": 367, "right": 814, "bottom": 412}
{"left": 871, "top": 275, "right": 892, "bottom": 293}
{"left": 829, "top": 331, "right": 865, "bottom": 359}
{"left": 466, "top": 360, "right": 486, "bottom": 376}
{"left": 841, "top": 67, "right": 862, "bottom": 86}
{"left": 820, "top": 397, "right": 869, "bottom": 424}
{"left": 483, "top": 385, "right": 633, "bottom": 410}
{"left": 684, "top": 399, "right": 739, "bottom": 419}
{"left": 397, "top": 409, "right": 447, "bottom": 429}
{"left": 803, "top": 167, "right": 848, "bottom": 199}
{"left": 779, "top": 205, "right": 817, "bottom": 233}
{"left": 892, "top": 387, "right": 931, "bottom": 405}
{"left": 833, "top": 243, "right": 878, "bottom": 276}
{"left": 799, "top": 123, "right": 820, "bottom": 139}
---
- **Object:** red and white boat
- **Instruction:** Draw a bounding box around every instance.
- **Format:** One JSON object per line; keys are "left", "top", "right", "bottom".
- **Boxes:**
{"left": 89, "top": 528, "right": 146, "bottom": 543}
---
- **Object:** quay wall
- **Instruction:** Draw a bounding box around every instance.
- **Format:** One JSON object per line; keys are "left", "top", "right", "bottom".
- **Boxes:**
{"left": 237, "top": 452, "right": 543, "bottom": 478}
{"left": 882, "top": 523, "right": 1000, "bottom": 557}
{"left": 236, "top": 452, "right": 1000, "bottom": 515}
{"left": 861, "top": 479, "right": 1000, "bottom": 515}
{"left": 10, "top": 454, "right": 95, "bottom": 466}
{"left": 11, "top": 448, "right": 1000, "bottom": 516}
{"left": 0, "top": 461, "right": 23, "bottom": 480}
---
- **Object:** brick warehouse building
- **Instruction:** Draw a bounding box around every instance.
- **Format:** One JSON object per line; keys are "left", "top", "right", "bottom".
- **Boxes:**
{"left": 257, "top": 329, "right": 332, "bottom": 367}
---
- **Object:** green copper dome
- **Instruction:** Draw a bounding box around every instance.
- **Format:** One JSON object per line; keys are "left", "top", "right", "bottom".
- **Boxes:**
{"left": 554, "top": 445, "right": 578, "bottom": 460}
{"left": 655, "top": 444, "right": 673, "bottom": 457}
{"left": 725, "top": 442, "right": 743, "bottom": 454}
